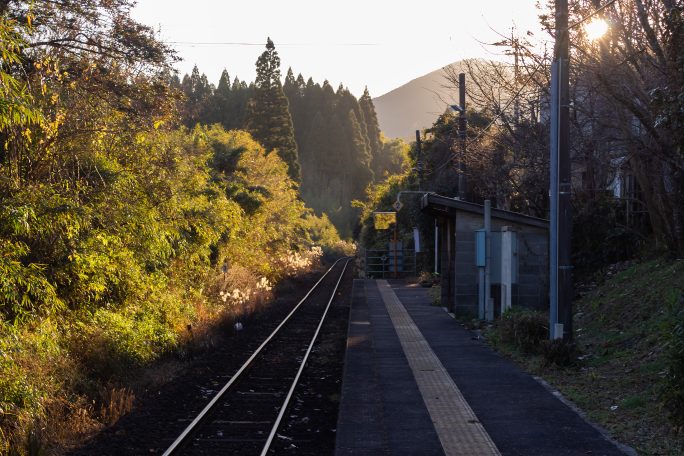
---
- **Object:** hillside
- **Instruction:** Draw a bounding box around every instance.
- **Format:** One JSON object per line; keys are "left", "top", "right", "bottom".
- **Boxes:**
{"left": 563, "top": 260, "right": 684, "bottom": 454}
{"left": 372, "top": 61, "right": 467, "bottom": 140}
{"left": 489, "top": 259, "right": 684, "bottom": 455}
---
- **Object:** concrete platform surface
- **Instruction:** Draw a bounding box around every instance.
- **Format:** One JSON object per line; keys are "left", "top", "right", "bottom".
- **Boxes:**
{"left": 335, "top": 279, "right": 633, "bottom": 456}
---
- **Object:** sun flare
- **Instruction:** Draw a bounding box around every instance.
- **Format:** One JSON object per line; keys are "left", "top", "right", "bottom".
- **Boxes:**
{"left": 585, "top": 18, "right": 609, "bottom": 40}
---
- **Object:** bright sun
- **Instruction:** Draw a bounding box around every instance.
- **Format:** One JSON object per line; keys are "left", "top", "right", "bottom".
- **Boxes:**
{"left": 585, "top": 18, "right": 609, "bottom": 40}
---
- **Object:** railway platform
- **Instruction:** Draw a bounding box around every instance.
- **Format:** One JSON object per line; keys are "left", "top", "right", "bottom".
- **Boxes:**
{"left": 335, "top": 279, "right": 634, "bottom": 456}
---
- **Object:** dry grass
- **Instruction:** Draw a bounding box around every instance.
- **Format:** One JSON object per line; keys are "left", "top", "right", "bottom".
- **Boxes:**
{"left": 98, "top": 387, "right": 134, "bottom": 426}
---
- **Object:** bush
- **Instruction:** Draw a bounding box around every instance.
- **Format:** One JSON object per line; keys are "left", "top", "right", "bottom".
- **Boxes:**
{"left": 540, "top": 339, "right": 580, "bottom": 367}
{"left": 572, "top": 192, "right": 644, "bottom": 273}
{"left": 661, "top": 293, "right": 684, "bottom": 429}
{"left": 72, "top": 301, "right": 181, "bottom": 380}
{"left": 496, "top": 308, "right": 548, "bottom": 352}
{"left": 0, "top": 240, "right": 63, "bottom": 322}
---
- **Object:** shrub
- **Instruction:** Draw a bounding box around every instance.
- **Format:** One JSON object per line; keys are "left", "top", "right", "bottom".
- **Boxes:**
{"left": 661, "top": 293, "right": 684, "bottom": 429}
{"left": 324, "top": 240, "right": 356, "bottom": 259}
{"left": 73, "top": 303, "right": 180, "bottom": 380}
{"left": 496, "top": 308, "right": 548, "bottom": 352}
{"left": 0, "top": 240, "right": 63, "bottom": 322}
{"left": 540, "top": 339, "right": 580, "bottom": 367}
{"left": 572, "top": 192, "right": 644, "bottom": 273}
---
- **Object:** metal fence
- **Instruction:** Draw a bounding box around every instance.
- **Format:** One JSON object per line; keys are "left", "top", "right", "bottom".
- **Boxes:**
{"left": 364, "top": 249, "right": 417, "bottom": 278}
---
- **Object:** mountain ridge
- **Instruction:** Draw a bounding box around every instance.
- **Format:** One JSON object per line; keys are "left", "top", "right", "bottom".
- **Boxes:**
{"left": 372, "top": 61, "right": 467, "bottom": 140}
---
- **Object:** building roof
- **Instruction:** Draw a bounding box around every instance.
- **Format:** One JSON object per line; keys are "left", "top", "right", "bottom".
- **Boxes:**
{"left": 420, "top": 193, "right": 549, "bottom": 230}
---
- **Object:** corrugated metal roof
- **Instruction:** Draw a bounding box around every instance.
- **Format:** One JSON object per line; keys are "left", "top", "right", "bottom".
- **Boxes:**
{"left": 420, "top": 193, "right": 549, "bottom": 230}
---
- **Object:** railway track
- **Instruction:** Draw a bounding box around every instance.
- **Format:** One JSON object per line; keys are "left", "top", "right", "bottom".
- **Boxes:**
{"left": 163, "top": 257, "right": 352, "bottom": 456}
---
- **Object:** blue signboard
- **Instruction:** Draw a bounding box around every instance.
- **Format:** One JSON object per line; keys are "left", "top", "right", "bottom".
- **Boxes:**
{"left": 475, "top": 229, "right": 486, "bottom": 267}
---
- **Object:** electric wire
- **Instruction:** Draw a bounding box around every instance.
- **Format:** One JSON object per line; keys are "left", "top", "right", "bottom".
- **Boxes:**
{"left": 426, "top": 0, "right": 622, "bottom": 176}
{"left": 163, "top": 41, "right": 379, "bottom": 47}
{"left": 568, "top": 0, "right": 620, "bottom": 30}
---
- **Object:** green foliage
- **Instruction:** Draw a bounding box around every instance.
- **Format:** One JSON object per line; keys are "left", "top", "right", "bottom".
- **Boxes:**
{"left": 356, "top": 170, "right": 415, "bottom": 250}
{"left": 0, "top": 3, "right": 351, "bottom": 448}
{"left": 203, "top": 126, "right": 325, "bottom": 279}
{"left": 302, "top": 212, "right": 355, "bottom": 258}
{"left": 292, "top": 83, "right": 381, "bottom": 237}
{"left": 375, "top": 135, "right": 409, "bottom": 180}
{"left": 661, "top": 293, "right": 684, "bottom": 428}
{"left": 359, "top": 87, "right": 383, "bottom": 179}
{"left": 178, "top": 61, "right": 385, "bottom": 238}
{"left": 0, "top": 18, "right": 44, "bottom": 132}
{"left": 75, "top": 303, "right": 180, "bottom": 379}
{"left": 181, "top": 66, "right": 214, "bottom": 127}
{"left": 0, "top": 318, "right": 62, "bottom": 422}
{"left": 304, "top": 213, "right": 343, "bottom": 248}
{"left": 573, "top": 192, "right": 643, "bottom": 272}
{"left": 245, "top": 38, "right": 300, "bottom": 182}
{"left": 0, "top": 240, "right": 63, "bottom": 322}
{"left": 540, "top": 339, "right": 580, "bottom": 367}
{"left": 495, "top": 307, "right": 548, "bottom": 353}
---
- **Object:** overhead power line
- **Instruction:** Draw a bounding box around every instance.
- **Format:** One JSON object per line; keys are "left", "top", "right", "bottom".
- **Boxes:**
{"left": 164, "top": 41, "right": 379, "bottom": 47}
{"left": 568, "top": 0, "right": 620, "bottom": 29}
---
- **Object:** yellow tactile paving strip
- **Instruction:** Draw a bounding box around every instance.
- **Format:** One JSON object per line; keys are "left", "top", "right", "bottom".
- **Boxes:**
{"left": 377, "top": 280, "right": 501, "bottom": 456}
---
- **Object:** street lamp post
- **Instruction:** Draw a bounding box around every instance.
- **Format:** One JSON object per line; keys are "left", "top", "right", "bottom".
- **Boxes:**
{"left": 458, "top": 72, "right": 467, "bottom": 200}
{"left": 550, "top": 0, "right": 573, "bottom": 341}
{"left": 450, "top": 72, "right": 467, "bottom": 200}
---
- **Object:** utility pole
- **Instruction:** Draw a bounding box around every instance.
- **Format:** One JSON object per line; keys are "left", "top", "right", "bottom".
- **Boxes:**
{"left": 458, "top": 73, "right": 467, "bottom": 200}
{"left": 416, "top": 130, "right": 423, "bottom": 191}
{"left": 484, "top": 200, "right": 493, "bottom": 321}
{"left": 512, "top": 29, "right": 521, "bottom": 125}
{"left": 550, "top": 0, "right": 573, "bottom": 340}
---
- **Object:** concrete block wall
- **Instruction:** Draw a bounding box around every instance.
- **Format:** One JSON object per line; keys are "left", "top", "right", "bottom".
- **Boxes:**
{"left": 451, "top": 213, "right": 549, "bottom": 315}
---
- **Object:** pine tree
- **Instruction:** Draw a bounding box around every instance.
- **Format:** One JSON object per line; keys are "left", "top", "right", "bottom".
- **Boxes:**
{"left": 283, "top": 67, "right": 297, "bottom": 93}
{"left": 216, "top": 69, "right": 231, "bottom": 105}
{"left": 345, "top": 108, "right": 373, "bottom": 192}
{"left": 295, "top": 74, "right": 306, "bottom": 95}
{"left": 283, "top": 67, "right": 305, "bottom": 147}
{"left": 245, "top": 38, "right": 300, "bottom": 182}
{"left": 359, "top": 87, "right": 383, "bottom": 179}
{"left": 180, "top": 66, "right": 214, "bottom": 127}
{"left": 210, "top": 69, "right": 231, "bottom": 125}
{"left": 301, "top": 111, "right": 328, "bottom": 193}
{"left": 337, "top": 87, "right": 371, "bottom": 160}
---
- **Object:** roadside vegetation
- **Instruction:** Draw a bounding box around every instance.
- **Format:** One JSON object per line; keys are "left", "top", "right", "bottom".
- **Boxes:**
{"left": 0, "top": 2, "right": 357, "bottom": 453}
{"left": 485, "top": 259, "right": 684, "bottom": 455}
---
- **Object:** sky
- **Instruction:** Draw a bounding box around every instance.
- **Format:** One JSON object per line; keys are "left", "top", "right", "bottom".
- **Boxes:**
{"left": 131, "top": 1, "right": 548, "bottom": 98}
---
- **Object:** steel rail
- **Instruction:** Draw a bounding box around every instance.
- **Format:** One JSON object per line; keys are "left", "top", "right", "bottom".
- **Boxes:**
{"left": 163, "top": 257, "right": 348, "bottom": 456}
{"left": 259, "top": 257, "right": 351, "bottom": 456}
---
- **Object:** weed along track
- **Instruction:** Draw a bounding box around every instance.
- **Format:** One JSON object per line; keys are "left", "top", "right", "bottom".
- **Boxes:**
{"left": 163, "top": 258, "right": 352, "bottom": 455}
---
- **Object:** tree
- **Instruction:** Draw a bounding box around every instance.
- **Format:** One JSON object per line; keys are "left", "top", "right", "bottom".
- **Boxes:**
{"left": 181, "top": 66, "right": 214, "bottom": 127}
{"left": 344, "top": 109, "right": 374, "bottom": 197}
{"left": 245, "top": 38, "right": 300, "bottom": 182}
{"left": 359, "top": 87, "right": 384, "bottom": 178}
{"left": 211, "top": 68, "right": 232, "bottom": 125}
{"left": 536, "top": 0, "right": 684, "bottom": 256}
{"left": 1, "top": 0, "right": 177, "bottom": 188}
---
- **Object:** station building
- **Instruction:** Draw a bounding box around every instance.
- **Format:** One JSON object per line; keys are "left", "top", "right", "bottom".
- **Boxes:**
{"left": 421, "top": 193, "right": 549, "bottom": 319}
